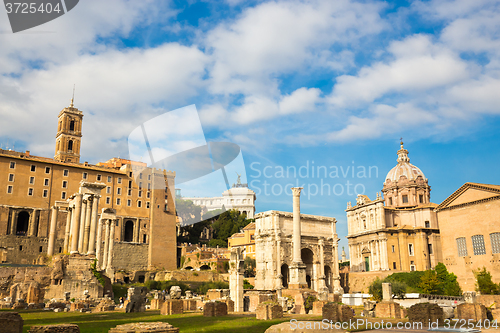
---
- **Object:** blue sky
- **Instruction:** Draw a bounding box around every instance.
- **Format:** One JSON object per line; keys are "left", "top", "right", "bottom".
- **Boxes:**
{"left": 1, "top": 0, "right": 500, "bottom": 256}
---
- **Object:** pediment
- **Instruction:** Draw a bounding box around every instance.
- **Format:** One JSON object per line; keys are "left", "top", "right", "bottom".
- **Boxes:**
{"left": 436, "top": 183, "right": 500, "bottom": 211}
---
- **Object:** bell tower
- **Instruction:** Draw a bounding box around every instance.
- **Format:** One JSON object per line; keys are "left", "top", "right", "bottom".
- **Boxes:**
{"left": 54, "top": 98, "right": 83, "bottom": 163}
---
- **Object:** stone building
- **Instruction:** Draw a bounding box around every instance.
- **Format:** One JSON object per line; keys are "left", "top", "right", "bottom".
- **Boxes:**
{"left": 346, "top": 142, "right": 442, "bottom": 273}
{"left": 181, "top": 177, "right": 256, "bottom": 218}
{"left": 435, "top": 182, "right": 500, "bottom": 291}
{"left": 255, "top": 188, "right": 342, "bottom": 294}
{"left": 0, "top": 100, "right": 177, "bottom": 273}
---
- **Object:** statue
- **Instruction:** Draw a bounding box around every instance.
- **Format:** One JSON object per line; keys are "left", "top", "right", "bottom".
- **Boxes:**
{"left": 236, "top": 172, "right": 241, "bottom": 185}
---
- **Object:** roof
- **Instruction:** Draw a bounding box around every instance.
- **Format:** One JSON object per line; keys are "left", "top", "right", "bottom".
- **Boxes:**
{"left": 243, "top": 222, "right": 255, "bottom": 230}
{"left": 435, "top": 182, "right": 500, "bottom": 212}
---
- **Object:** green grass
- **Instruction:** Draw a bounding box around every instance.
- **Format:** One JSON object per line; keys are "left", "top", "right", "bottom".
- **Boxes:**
{"left": 19, "top": 310, "right": 294, "bottom": 333}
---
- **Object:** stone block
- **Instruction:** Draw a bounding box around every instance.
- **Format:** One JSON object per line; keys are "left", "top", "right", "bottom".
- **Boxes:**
{"left": 382, "top": 283, "right": 392, "bottom": 301}
{"left": 94, "top": 297, "right": 115, "bottom": 312}
{"left": 0, "top": 312, "right": 23, "bottom": 333}
{"left": 312, "top": 300, "right": 328, "bottom": 316}
{"left": 322, "top": 303, "right": 353, "bottom": 323}
{"left": 70, "top": 302, "right": 88, "bottom": 312}
{"left": 151, "top": 298, "right": 165, "bottom": 310}
{"left": 224, "top": 299, "right": 234, "bottom": 313}
{"left": 408, "top": 303, "right": 444, "bottom": 324}
{"left": 203, "top": 301, "right": 228, "bottom": 317}
{"left": 456, "top": 303, "right": 488, "bottom": 321}
{"left": 109, "top": 322, "right": 179, "bottom": 333}
{"left": 161, "top": 299, "right": 183, "bottom": 315}
{"left": 183, "top": 299, "right": 197, "bottom": 311}
{"left": 125, "top": 287, "right": 147, "bottom": 313}
{"left": 256, "top": 303, "right": 283, "bottom": 320}
{"left": 375, "top": 301, "right": 401, "bottom": 319}
{"left": 206, "top": 289, "right": 223, "bottom": 300}
{"left": 28, "top": 324, "right": 80, "bottom": 333}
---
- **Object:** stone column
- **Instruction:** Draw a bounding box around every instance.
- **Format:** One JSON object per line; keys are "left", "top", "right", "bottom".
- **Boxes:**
{"left": 317, "top": 239, "right": 328, "bottom": 298}
{"left": 332, "top": 236, "right": 343, "bottom": 294}
{"left": 47, "top": 206, "right": 58, "bottom": 256}
{"left": 289, "top": 187, "right": 307, "bottom": 289}
{"left": 275, "top": 232, "right": 282, "bottom": 293}
{"left": 82, "top": 197, "right": 92, "bottom": 253}
{"left": 381, "top": 238, "right": 389, "bottom": 270}
{"left": 102, "top": 219, "right": 110, "bottom": 270}
{"left": 95, "top": 218, "right": 104, "bottom": 266}
{"left": 88, "top": 195, "right": 100, "bottom": 255}
{"left": 78, "top": 199, "right": 87, "bottom": 253}
{"left": 70, "top": 194, "right": 83, "bottom": 254}
{"left": 348, "top": 244, "right": 353, "bottom": 270}
{"left": 28, "top": 209, "right": 37, "bottom": 236}
{"left": 107, "top": 219, "right": 116, "bottom": 271}
{"left": 63, "top": 208, "right": 72, "bottom": 253}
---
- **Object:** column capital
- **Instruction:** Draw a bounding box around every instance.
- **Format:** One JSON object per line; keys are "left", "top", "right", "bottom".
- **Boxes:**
{"left": 291, "top": 187, "right": 303, "bottom": 196}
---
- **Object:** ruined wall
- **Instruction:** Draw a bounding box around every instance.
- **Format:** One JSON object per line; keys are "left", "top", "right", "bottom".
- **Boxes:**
{"left": 154, "top": 270, "right": 221, "bottom": 282}
{"left": 0, "top": 235, "right": 63, "bottom": 265}
{"left": 0, "top": 266, "right": 52, "bottom": 299}
{"left": 348, "top": 271, "right": 391, "bottom": 293}
{"left": 112, "top": 242, "right": 149, "bottom": 271}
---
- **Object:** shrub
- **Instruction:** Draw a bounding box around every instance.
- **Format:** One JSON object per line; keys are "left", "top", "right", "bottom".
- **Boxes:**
{"left": 475, "top": 267, "right": 500, "bottom": 295}
{"left": 196, "top": 281, "right": 229, "bottom": 294}
{"left": 243, "top": 279, "right": 254, "bottom": 289}
{"left": 304, "top": 295, "right": 317, "bottom": 313}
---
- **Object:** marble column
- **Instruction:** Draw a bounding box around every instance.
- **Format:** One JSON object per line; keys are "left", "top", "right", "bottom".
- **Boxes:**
{"left": 381, "top": 238, "right": 389, "bottom": 270}
{"left": 318, "top": 239, "right": 328, "bottom": 297}
{"left": 289, "top": 187, "right": 307, "bottom": 289}
{"left": 107, "top": 219, "right": 116, "bottom": 270}
{"left": 275, "top": 232, "right": 282, "bottom": 293}
{"left": 95, "top": 218, "right": 104, "bottom": 266}
{"left": 70, "top": 194, "right": 83, "bottom": 254}
{"left": 10, "top": 211, "right": 17, "bottom": 235}
{"left": 102, "top": 219, "right": 110, "bottom": 270}
{"left": 78, "top": 199, "right": 87, "bottom": 253}
{"left": 63, "top": 208, "right": 72, "bottom": 253}
{"left": 82, "top": 197, "right": 92, "bottom": 253}
{"left": 88, "top": 195, "right": 100, "bottom": 255}
{"left": 47, "top": 206, "right": 58, "bottom": 256}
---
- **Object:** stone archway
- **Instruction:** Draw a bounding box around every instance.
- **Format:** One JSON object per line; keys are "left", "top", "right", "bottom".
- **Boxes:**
{"left": 324, "top": 265, "right": 332, "bottom": 291}
{"left": 16, "top": 211, "right": 30, "bottom": 236}
{"left": 281, "top": 264, "right": 289, "bottom": 288}
{"left": 124, "top": 220, "right": 134, "bottom": 242}
{"left": 200, "top": 264, "right": 211, "bottom": 271}
{"left": 301, "top": 248, "right": 314, "bottom": 289}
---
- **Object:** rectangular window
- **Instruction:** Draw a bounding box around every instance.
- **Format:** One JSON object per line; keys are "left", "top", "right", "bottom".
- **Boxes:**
{"left": 45, "top": 167, "right": 50, "bottom": 174}
{"left": 425, "top": 221, "right": 430, "bottom": 228}
{"left": 106, "top": 197, "right": 110, "bottom": 205}
{"left": 107, "top": 176, "right": 112, "bottom": 182}
{"left": 127, "top": 200, "right": 131, "bottom": 207}
{"left": 138, "top": 201, "right": 142, "bottom": 208}
{"left": 148, "top": 175, "right": 151, "bottom": 181}
{"left": 457, "top": 237, "right": 468, "bottom": 257}
{"left": 139, "top": 173, "right": 143, "bottom": 179}
{"left": 116, "top": 198, "right": 121, "bottom": 205}
{"left": 143, "top": 234, "right": 147, "bottom": 243}
{"left": 62, "top": 192, "right": 66, "bottom": 199}
{"left": 408, "top": 243, "right": 414, "bottom": 256}
{"left": 410, "top": 261, "right": 416, "bottom": 271}
{"left": 83, "top": 172, "right": 88, "bottom": 179}
{"left": 393, "top": 262, "right": 397, "bottom": 269}
{"left": 7, "top": 185, "right": 13, "bottom": 194}
{"left": 146, "top": 202, "right": 150, "bottom": 209}
{"left": 147, "top": 191, "right": 151, "bottom": 199}
{"left": 129, "top": 172, "right": 132, "bottom": 177}
{"left": 138, "top": 190, "right": 142, "bottom": 198}
{"left": 392, "top": 245, "right": 395, "bottom": 253}
{"left": 472, "top": 235, "right": 486, "bottom": 255}
{"left": 402, "top": 195, "right": 408, "bottom": 203}
{"left": 490, "top": 233, "right": 500, "bottom": 254}
{"left": 9, "top": 161, "right": 15, "bottom": 169}
{"left": 117, "top": 177, "right": 122, "bottom": 184}
{"left": 63, "top": 169, "right": 69, "bottom": 177}
{"left": 428, "top": 243, "right": 433, "bottom": 254}
{"left": 44, "top": 179, "right": 49, "bottom": 186}
{"left": 30, "top": 165, "right": 36, "bottom": 172}
{"left": 148, "top": 183, "right": 151, "bottom": 190}
{"left": 28, "top": 188, "right": 33, "bottom": 196}
{"left": 8, "top": 174, "right": 14, "bottom": 182}
{"left": 43, "top": 189, "right": 48, "bottom": 198}
{"left": 62, "top": 181, "right": 67, "bottom": 188}
{"left": 29, "top": 176, "right": 35, "bottom": 185}
{"left": 128, "top": 180, "right": 132, "bottom": 188}
{"left": 117, "top": 188, "right": 122, "bottom": 195}
{"left": 97, "top": 174, "right": 102, "bottom": 181}
{"left": 419, "top": 195, "right": 423, "bottom": 203}
{"left": 128, "top": 189, "right": 132, "bottom": 196}
{"left": 139, "top": 182, "right": 142, "bottom": 189}
{"left": 107, "top": 186, "right": 111, "bottom": 194}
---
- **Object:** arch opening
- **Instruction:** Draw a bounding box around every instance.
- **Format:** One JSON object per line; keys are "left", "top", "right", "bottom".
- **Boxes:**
{"left": 16, "top": 211, "right": 30, "bottom": 236}
{"left": 124, "top": 220, "right": 134, "bottom": 242}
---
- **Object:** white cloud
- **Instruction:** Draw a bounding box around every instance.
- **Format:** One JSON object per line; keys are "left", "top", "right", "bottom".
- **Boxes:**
{"left": 279, "top": 88, "right": 321, "bottom": 115}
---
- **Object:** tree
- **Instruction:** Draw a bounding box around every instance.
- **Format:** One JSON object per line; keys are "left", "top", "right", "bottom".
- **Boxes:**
{"left": 175, "top": 199, "right": 202, "bottom": 225}
{"left": 475, "top": 267, "right": 500, "bottom": 295}
{"left": 419, "top": 270, "right": 440, "bottom": 294}
{"left": 435, "top": 263, "right": 462, "bottom": 296}
{"left": 208, "top": 239, "right": 227, "bottom": 248}
{"left": 368, "top": 278, "right": 383, "bottom": 301}
{"left": 243, "top": 257, "right": 256, "bottom": 277}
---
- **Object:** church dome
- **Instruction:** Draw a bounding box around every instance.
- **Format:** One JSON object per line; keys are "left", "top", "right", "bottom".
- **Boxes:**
{"left": 385, "top": 142, "right": 426, "bottom": 183}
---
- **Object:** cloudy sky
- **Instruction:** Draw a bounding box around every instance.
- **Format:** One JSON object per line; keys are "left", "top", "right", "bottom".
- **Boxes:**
{"left": 1, "top": 0, "right": 500, "bottom": 256}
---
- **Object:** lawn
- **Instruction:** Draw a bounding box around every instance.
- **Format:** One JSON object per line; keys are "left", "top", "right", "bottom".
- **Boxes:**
{"left": 18, "top": 310, "right": 302, "bottom": 333}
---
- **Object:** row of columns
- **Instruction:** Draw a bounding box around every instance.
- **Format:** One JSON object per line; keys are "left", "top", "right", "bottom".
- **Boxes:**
{"left": 349, "top": 238, "right": 389, "bottom": 272}
{"left": 97, "top": 218, "right": 117, "bottom": 271}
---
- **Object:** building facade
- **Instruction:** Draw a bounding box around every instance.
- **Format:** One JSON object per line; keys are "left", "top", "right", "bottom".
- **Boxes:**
{"left": 347, "top": 142, "right": 442, "bottom": 273}
{"left": 436, "top": 182, "right": 500, "bottom": 291}
{"left": 0, "top": 101, "right": 177, "bottom": 274}
{"left": 228, "top": 222, "right": 256, "bottom": 260}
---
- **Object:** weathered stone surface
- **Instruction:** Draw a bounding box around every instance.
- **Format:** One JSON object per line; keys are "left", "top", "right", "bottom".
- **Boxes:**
{"left": 204, "top": 301, "right": 228, "bottom": 317}
{"left": 169, "top": 286, "right": 182, "bottom": 300}
{"left": 0, "top": 312, "right": 23, "bottom": 333}
{"left": 363, "top": 300, "right": 376, "bottom": 311}
{"left": 322, "top": 303, "right": 353, "bottom": 322}
{"left": 407, "top": 303, "right": 444, "bottom": 324}
{"left": 70, "top": 301, "right": 88, "bottom": 312}
{"left": 256, "top": 302, "right": 283, "bottom": 320}
{"left": 456, "top": 303, "right": 487, "bottom": 321}
{"left": 28, "top": 324, "right": 80, "bottom": 333}
{"left": 312, "top": 300, "right": 328, "bottom": 316}
{"left": 94, "top": 297, "right": 115, "bottom": 312}
{"left": 183, "top": 299, "right": 196, "bottom": 311}
{"left": 125, "top": 287, "right": 147, "bottom": 313}
{"left": 161, "top": 299, "right": 183, "bottom": 315}
{"left": 375, "top": 301, "right": 401, "bottom": 319}
{"left": 109, "top": 322, "right": 179, "bottom": 333}
{"left": 206, "top": 289, "right": 224, "bottom": 300}
{"left": 151, "top": 298, "right": 165, "bottom": 310}
{"left": 46, "top": 301, "right": 67, "bottom": 310}
{"left": 224, "top": 299, "right": 234, "bottom": 313}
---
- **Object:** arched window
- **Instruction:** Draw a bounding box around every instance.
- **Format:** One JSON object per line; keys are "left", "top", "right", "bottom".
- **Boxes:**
{"left": 124, "top": 220, "right": 134, "bottom": 242}
{"left": 68, "top": 140, "right": 73, "bottom": 151}
{"left": 16, "top": 211, "right": 30, "bottom": 236}
{"left": 70, "top": 120, "right": 75, "bottom": 131}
